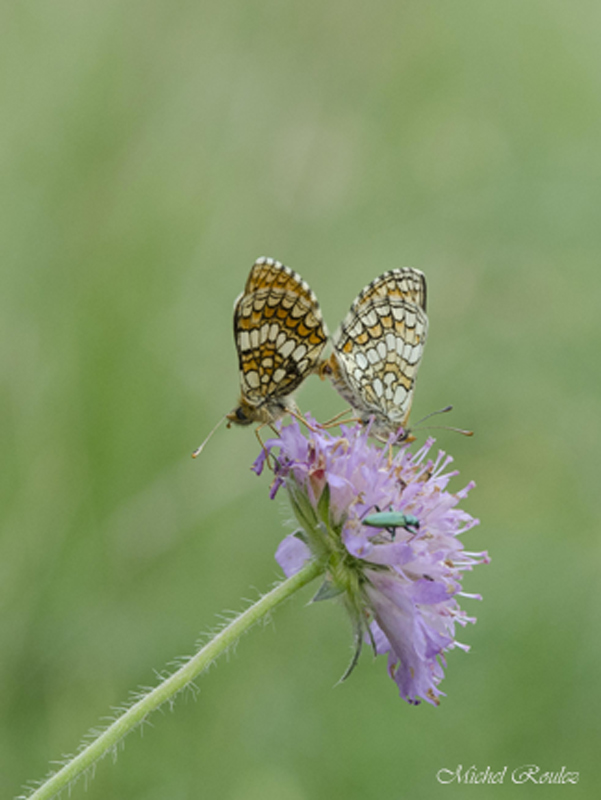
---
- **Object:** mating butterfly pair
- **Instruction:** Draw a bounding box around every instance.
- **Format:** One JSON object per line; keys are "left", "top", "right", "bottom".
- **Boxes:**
{"left": 226, "top": 257, "right": 428, "bottom": 440}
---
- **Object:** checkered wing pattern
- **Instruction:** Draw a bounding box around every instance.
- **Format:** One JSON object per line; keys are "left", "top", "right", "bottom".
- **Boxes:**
{"left": 327, "top": 269, "right": 428, "bottom": 438}
{"left": 228, "top": 257, "right": 328, "bottom": 425}
{"left": 355, "top": 267, "right": 427, "bottom": 312}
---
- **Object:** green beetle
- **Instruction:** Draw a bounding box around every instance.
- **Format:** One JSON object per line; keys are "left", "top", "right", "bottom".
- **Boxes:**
{"left": 362, "top": 509, "right": 420, "bottom": 538}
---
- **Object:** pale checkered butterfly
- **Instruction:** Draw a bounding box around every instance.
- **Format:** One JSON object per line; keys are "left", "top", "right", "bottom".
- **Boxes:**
{"left": 321, "top": 269, "right": 428, "bottom": 441}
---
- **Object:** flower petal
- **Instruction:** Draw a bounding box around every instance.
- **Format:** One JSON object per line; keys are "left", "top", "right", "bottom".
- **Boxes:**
{"left": 275, "top": 533, "right": 312, "bottom": 577}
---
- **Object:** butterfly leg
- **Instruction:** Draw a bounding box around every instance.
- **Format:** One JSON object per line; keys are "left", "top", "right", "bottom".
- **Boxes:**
{"left": 286, "top": 407, "right": 323, "bottom": 434}
{"left": 320, "top": 408, "right": 360, "bottom": 429}
{"left": 386, "top": 441, "right": 395, "bottom": 468}
{"left": 254, "top": 424, "right": 275, "bottom": 470}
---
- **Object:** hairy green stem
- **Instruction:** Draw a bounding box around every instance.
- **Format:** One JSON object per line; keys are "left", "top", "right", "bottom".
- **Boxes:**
{"left": 24, "top": 558, "right": 323, "bottom": 800}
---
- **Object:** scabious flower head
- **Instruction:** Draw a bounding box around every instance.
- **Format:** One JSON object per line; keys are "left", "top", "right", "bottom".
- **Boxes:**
{"left": 253, "top": 417, "right": 488, "bottom": 706}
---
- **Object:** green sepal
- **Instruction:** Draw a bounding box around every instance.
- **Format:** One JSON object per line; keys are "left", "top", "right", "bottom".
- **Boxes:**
{"left": 337, "top": 610, "right": 364, "bottom": 683}
{"left": 286, "top": 478, "right": 331, "bottom": 561}
{"left": 287, "top": 480, "right": 319, "bottom": 533}
{"left": 317, "top": 482, "right": 331, "bottom": 525}
{"left": 311, "top": 576, "right": 345, "bottom": 602}
{"left": 293, "top": 529, "right": 309, "bottom": 545}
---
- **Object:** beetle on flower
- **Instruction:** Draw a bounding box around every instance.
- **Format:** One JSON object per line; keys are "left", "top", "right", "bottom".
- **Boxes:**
{"left": 362, "top": 508, "right": 421, "bottom": 537}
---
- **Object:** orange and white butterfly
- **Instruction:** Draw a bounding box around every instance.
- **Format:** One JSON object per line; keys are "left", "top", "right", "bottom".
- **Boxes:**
{"left": 322, "top": 269, "right": 428, "bottom": 440}
{"left": 226, "top": 257, "right": 328, "bottom": 427}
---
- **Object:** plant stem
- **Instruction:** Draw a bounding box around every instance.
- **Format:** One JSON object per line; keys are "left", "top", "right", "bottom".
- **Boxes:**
{"left": 24, "top": 558, "right": 323, "bottom": 800}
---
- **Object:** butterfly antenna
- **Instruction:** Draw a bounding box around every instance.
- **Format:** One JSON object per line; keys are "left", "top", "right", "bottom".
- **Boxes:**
{"left": 191, "top": 415, "right": 227, "bottom": 458}
{"left": 419, "top": 425, "right": 474, "bottom": 437}
{"left": 409, "top": 406, "right": 474, "bottom": 438}
{"left": 412, "top": 405, "right": 454, "bottom": 427}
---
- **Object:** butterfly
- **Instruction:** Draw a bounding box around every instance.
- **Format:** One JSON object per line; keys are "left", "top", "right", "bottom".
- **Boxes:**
{"left": 322, "top": 269, "right": 428, "bottom": 440}
{"left": 226, "top": 257, "right": 328, "bottom": 427}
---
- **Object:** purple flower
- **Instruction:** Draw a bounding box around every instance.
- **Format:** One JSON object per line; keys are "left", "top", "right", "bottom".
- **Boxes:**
{"left": 254, "top": 417, "right": 488, "bottom": 706}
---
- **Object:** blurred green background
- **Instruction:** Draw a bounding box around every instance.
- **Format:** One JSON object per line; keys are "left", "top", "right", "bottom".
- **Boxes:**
{"left": 2, "top": 1, "right": 600, "bottom": 798}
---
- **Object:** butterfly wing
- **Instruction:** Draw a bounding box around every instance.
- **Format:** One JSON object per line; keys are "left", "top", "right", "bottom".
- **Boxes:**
{"left": 232, "top": 258, "right": 328, "bottom": 419}
{"left": 355, "top": 267, "right": 427, "bottom": 312}
{"left": 329, "top": 269, "right": 428, "bottom": 435}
